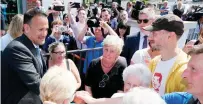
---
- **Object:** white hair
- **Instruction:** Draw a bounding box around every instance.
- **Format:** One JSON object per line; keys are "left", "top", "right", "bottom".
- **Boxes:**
{"left": 122, "top": 64, "right": 152, "bottom": 87}
{"left": 123, "top": 87, "right": 166, "bottom": 104}
{"left": 40, "top": 66, "right": 77, "bottom": 104}
{"left": 112, "top": 2, "right": 118, "bottom": 6}
{"left": 103, "top": 35, "right": 124, "bottom": 54}
{"left": 163, "top": 0, "right": 168, "bottom": 4}
{"left": 139, "top": 8, "right": 156, "bottom": 19}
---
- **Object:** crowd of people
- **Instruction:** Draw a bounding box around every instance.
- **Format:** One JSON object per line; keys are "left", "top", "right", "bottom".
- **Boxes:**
{"left": 1, "top": 0, "right": 203, "bottom": 104}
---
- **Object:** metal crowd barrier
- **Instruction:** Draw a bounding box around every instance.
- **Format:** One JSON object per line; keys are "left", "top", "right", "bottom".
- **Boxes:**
{"left": 43, "top": 47, "right": 103, "bottom": 74}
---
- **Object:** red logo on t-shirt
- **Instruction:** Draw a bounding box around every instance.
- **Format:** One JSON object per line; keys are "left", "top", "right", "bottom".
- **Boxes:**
{"left": 152, "top": 73, "right": 162, "bottom": 92}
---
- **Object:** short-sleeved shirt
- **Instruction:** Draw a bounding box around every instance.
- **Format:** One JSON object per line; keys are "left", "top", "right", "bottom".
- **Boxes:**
{"left": 131, "top": 48, "right": 151, "bottom": 66}
{"left": 162, "top": 92, "right": 193, "bottom": 104}
{"left": 160, "top": 6, "right": 169, "bottom": 16}
{"left": 43, "top": 35, "right": 75, "bottom": 53}
{"left": 83, "top": 36, "right": 103, "bottom": 74}
{"left": 85, "top": 57, "right": 127, "bottom": 98}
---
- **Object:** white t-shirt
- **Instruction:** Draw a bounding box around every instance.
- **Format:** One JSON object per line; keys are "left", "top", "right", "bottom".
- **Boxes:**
{"left": 71, "top": 22, "right": 87, "bottom": 49}
{"left": 152, "top": 56, "right": 177, "bottom": 96}
{"left": 131, "top": 48, "right": 151, "bottom": 66}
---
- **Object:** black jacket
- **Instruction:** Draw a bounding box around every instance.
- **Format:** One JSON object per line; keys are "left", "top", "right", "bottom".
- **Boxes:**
{"left": 121, "top": 32, "right": 141, "bottom": 65}
{"left": 1, "top": 34, "right": 47, "bottom": 104}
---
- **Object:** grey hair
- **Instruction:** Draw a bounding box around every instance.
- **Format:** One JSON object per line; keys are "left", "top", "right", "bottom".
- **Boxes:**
{"left": 40, "top": 66, "right": 77, "bottom": 104}
{"left": 112, "top": 2, "right": 118, "bottom": 6}
{"left": 103, "top": 35, "right": 124, "bottom": 54}
{"left": 122, "top": 64, "right": 152, "bottom": 87}
{"left": 139, "top": 8, "right": 156, "bottom": 19}
{"left": 123, "top": 87, "right": 166, "bottom": 104}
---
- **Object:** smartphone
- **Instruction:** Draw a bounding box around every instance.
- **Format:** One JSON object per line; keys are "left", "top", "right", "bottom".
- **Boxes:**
{"left": 53, "top": 5, "right": 65, "bottom": 11}
{"left": 70, "top": 2, "right": 80, "bottom": 8}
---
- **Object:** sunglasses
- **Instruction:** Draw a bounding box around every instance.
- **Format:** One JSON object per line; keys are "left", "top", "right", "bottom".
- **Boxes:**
{"left": 52, "top": 51, "right": 65, "bottom": 55}
{"left": 99, "top": 74, "right": 109, "bottom": 88}
{"left": 137, "top": 19, "right": 149, "bottom": 24}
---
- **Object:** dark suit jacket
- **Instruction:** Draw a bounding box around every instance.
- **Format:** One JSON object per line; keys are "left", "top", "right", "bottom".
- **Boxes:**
{"left": 121, "top": 32, "right": 140, "bottom": 65}
{"left": 1, "top": 34, "right": 47, "bottom": 104}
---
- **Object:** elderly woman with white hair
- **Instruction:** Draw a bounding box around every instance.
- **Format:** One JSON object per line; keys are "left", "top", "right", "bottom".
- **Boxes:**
{"left": 123, "top": 87, "right": 166, "bottom": 104}
{"left": 40, "top": 66, "right": 77, "bottom": 104}
{"left": 85, "top": 35, "right": 127, "bottom": 98}
{"left": 112, "top": 64, "right": 151, "bottom": 97}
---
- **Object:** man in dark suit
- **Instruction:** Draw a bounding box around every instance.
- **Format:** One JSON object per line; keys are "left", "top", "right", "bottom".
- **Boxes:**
{"left": 1, "top": 8, "right": 48, "bottom": 104}
{"left": 121, "top": 8, "right": 156, "bottom": 65}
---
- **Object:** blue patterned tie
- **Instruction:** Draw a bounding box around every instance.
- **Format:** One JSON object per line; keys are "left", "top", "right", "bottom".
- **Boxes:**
{"left": 36, "top": 48, "right": 42, "bottom": 65}
{"left": 143, "top": 35, "right": 148, "bottom": 49}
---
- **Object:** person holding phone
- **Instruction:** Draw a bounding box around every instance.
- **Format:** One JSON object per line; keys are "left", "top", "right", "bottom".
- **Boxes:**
{"left": 43, "top": 20, "right": 76, "bottom": 53}
{"left": 46, "top": 0, "right": 63, "bottom": 36}
{"left": 68, "top": 2, "right": 87, "bottom": 49}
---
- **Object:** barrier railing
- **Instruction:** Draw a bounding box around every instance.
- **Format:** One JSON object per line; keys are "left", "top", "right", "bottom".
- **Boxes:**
{"left": 43, "top": 47, "right": 103, "bottom": 73}
{"left": 43, "top": 47, "right": 103, "bottom": 90}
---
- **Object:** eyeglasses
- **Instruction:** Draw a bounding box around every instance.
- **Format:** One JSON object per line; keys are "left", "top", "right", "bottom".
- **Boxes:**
{"left": 52, "top": 51, "right": 65, "bottom": 55}
{"left": 99, "top": 74, "right": 109, "bottom": 88}
{"left": 137, "top": 19, "right": 149, "bottom": 24}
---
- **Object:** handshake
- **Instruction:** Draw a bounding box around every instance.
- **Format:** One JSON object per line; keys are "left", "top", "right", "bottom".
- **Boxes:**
{"left": 73, "top": 91, "right": 95, "bottom": 104}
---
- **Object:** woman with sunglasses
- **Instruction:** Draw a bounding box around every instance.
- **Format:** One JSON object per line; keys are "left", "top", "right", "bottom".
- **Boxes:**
{"left": 85, "top": 35, "right": 127, "bottom": 98}
{"left": 48, "top": 42, "right": 81, "bottom": 89}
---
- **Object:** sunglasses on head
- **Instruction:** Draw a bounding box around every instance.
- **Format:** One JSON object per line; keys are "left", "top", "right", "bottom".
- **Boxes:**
{"left": 137, "top": 19, "right": 149, "bottom": 24}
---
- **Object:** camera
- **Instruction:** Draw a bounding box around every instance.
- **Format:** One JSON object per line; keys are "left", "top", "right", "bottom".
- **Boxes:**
{"left": 184, "top": 6, "right": 203, "bottom": 21}
{"left": 131, "top": 1, "right": 145, "bottom": 20}
{"left": 100, "top": 3, "right": 111, "bottom": 9}
{"left": 48, "top": 5, "right": 65, "bottom": 11}
{"left": 70, "top": 2, "right": 80, "bottom": 8}
{"left": 117, "top": 6, "right": 124, "bottom": 12}
{"left": 87, "top": 18, "right": 100, "bottom": 27}
{"left": 58, "top": 26, "right": 68, "bottom": 32}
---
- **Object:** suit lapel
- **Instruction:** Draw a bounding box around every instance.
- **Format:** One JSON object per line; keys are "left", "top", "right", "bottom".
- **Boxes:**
{"left": 133, "top": 32, "right": 140, "bottom": 52}
{"left": 18, "top": 34, "right": 45, "bottom": 77}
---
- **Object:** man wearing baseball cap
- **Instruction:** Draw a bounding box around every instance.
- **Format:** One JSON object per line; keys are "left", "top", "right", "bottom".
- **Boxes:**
{"left": 144, "top": 14, "right": 189, "bottom": 95}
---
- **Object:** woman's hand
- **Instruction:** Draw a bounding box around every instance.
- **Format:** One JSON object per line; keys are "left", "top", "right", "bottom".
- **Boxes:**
{"left": 74, "top": 91, "right": 95, "bottom": 104}
{"left": 183, "top": 40, "right": 196, "bottom": 54}
{"left": 67, "top": 2, "right": 75, "bottom": 13}
{"left": 100, "top": 20, "right": 118, "bottom": 36}
{"left": 65, "top": 28, "right": 73, "bottom": 36}
{"left": 46, "top": 9, "right": 57, "bottom": 15}
{"left": 99, "top": 21, "right": 108, "bottom": 29}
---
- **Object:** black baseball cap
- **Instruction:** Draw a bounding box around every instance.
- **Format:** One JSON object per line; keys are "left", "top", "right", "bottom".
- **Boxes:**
{"left": 143, "top": 14, "right": 184, "bottom": 36}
